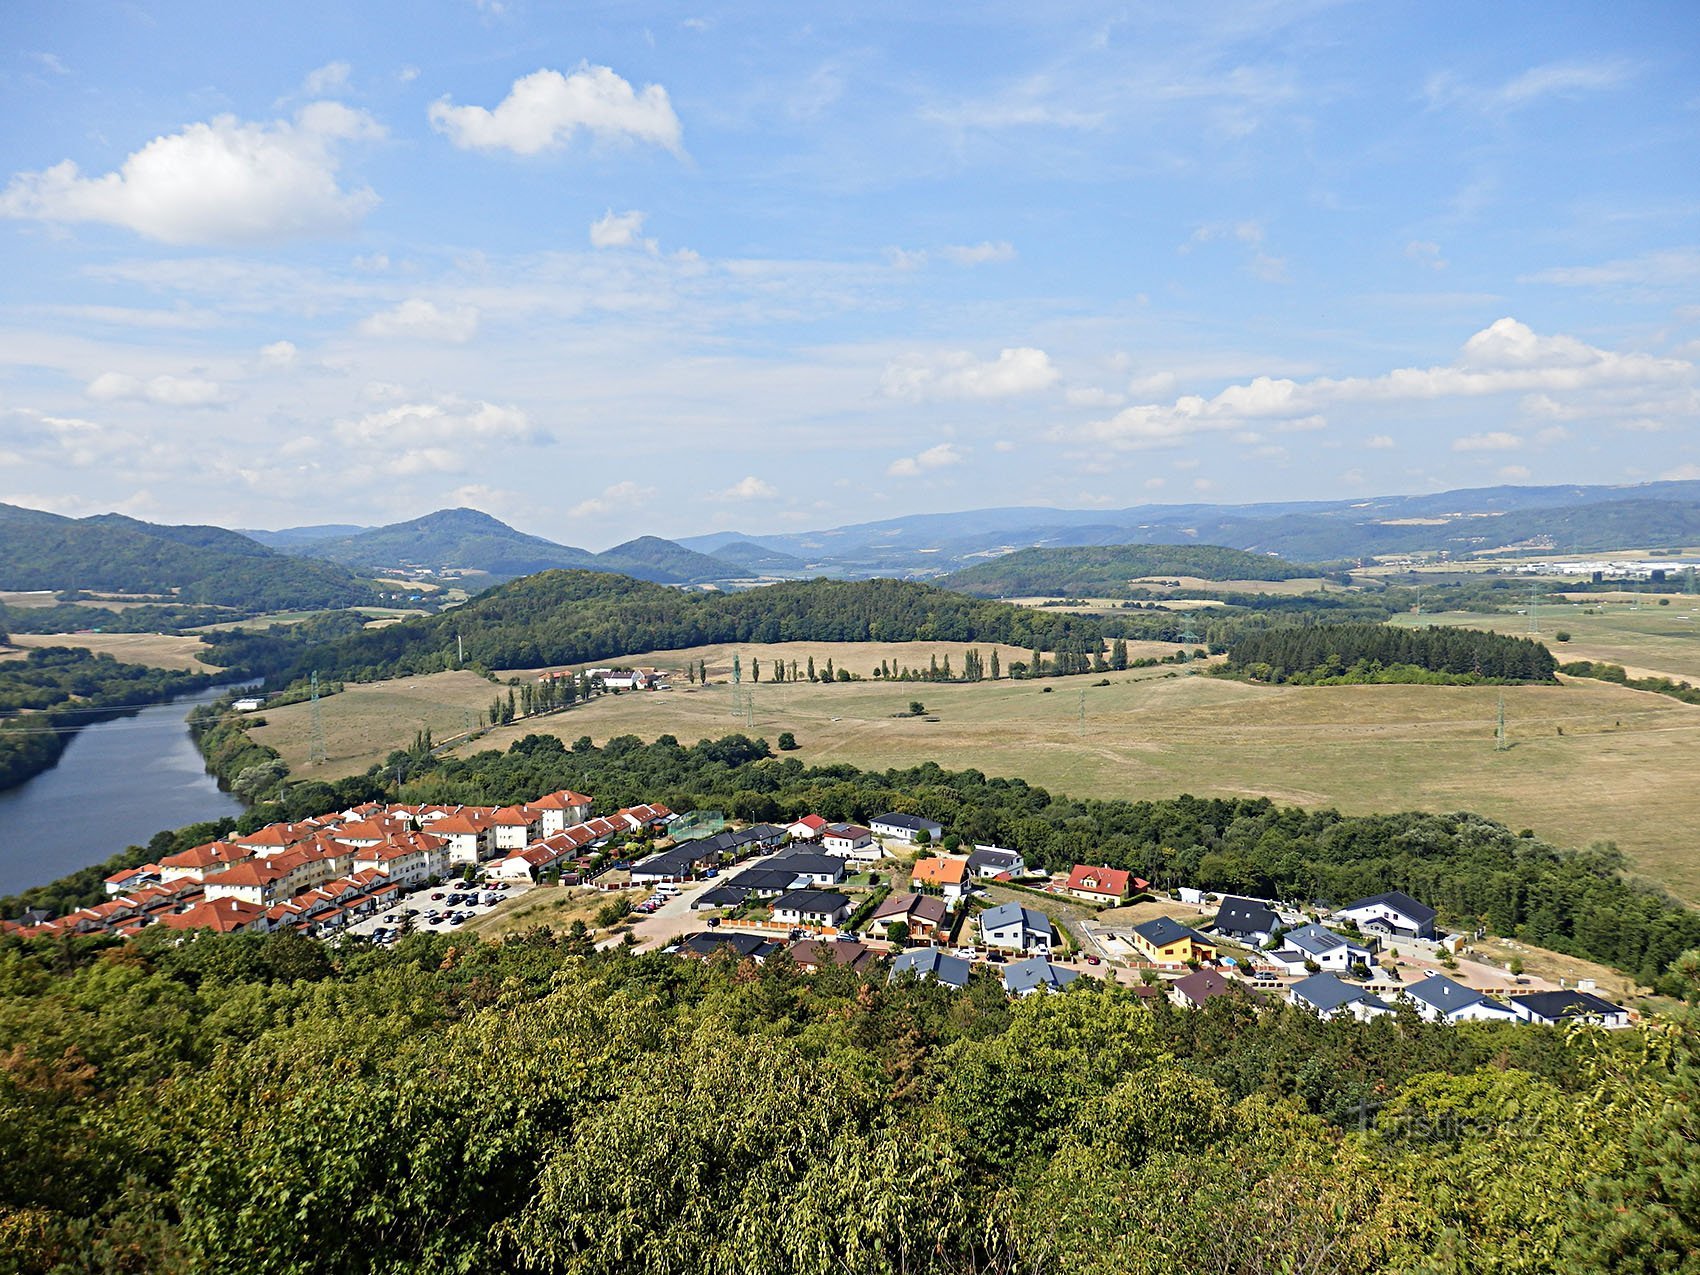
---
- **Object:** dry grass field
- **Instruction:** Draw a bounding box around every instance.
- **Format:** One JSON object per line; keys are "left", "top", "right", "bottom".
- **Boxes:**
{"left": 7, "top": 631, "right": 221, "bottom": 671}
{"left": 251, "top": 633, "right": 1700, "bottom": 902}
{"left": 467, "top": 887, "right": 615, "bottom": 940}
{"left": 1390, "top": 601, "right": 1700, "bottom": 683}
{"left": 250, "top": 670, "right": 510, "bottom": 775}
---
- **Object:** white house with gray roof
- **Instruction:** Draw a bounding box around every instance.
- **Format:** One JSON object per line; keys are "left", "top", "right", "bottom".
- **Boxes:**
{"left": 1287, "top": 972, "right": 1394, "bottom": 1022}
{"left": 890, "top": 948, "right": 971, "bottom": 991}
{"left": 1002, "top": 957, "right": 1080, "bottom": 996}
{"left": 1335, "top": 891, "right": 1437, "bottom": 940}
{"left": 1398, "top": 973, "right": 1518, "bottom": 1024}
{"left": 1266, "top": 923, "right": 1373, "bottom": 975}
{"left": 978, "top": 902, "right": 1054, "bottom": 955}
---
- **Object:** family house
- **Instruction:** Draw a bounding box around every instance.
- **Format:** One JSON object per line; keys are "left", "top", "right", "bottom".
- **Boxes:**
{"left": 890, "top": 948, "right": 971, "bottom": 991}
{"left": 866, "top": 892, "right": 948, "bottom": 942}
{"left": 821, "top": 824, "right": 880, "bottom": 861}
{"left": 1287, "top": 972, "right": 1394, "bottom": 1022}
{"left": 978, "top": 902, "right": 1054, "bottom": 955}
{"left": 909, "top": 856, "right": 971, "bottom": 904}
{"left": 1169, "top": 967, "right": 1237, "bottom": 1009}
{"left": 1509, "top": 989, "right": 1632, "bottom": 1029}
{"left": 871, "top": 812, "right": 944, "bottom": 845}
{"left": 1399, "top": 973, "right": 1519, "bottom": 1024}
{"left": 788, "top": 938, "right": 877, "bottom": 974}
{"left": 771, "top": 889, "right": 852, "bottom": 928}
{"left": 786, "top": 815, "right": 830, "bottom": 841}
{"left": 966, "top": 846, "right": 1026, "bottom": 879}
{"left": 1335, "top": 891, "right": 1437, "bottom": 941}
{"left": 1065, "top": 864, "right": 1135, "bottom": 905}
{"left": 1002, "top": 957, "right": 1080, "bottom": 997}
{"left": 1211, "top": 896, "right": 1280, "bottom": 946}
{"left": 1265, "top": 924, "right": 1373, "bottom": 975}
{"left": 1129, "top": 917, "right": 1217, "bottom": 966}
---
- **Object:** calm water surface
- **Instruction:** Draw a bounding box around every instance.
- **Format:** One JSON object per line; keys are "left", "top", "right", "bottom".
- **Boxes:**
{"left": 0, "top": 684, "right": 247, "bottom": 896}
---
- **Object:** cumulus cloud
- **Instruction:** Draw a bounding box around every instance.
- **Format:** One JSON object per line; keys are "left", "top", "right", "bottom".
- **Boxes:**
{"left": 258, "top": 340, "right": 298, "bottom": 369}
{"left": 1064, "top": 318, "right": 1694, "bottom": 450}
{"left": 887, "top": 443, "right": 965, "bottom": 477}
{"left": 716, "top": 475, "right": 777, "bottom": 500}
{"left": 357, "top": 298, "right": 480, "bottom": 342}
{"left": 590, "top": 208, "right": 656, "bottom": 251}
{"left": 0, "top": 101, "right": 383, "bottom": 244}
{"left": 1453, "top": 431, "right": 1523, "bottom": 452}
{"left": 429, "top": 64, "right": 683, "bottom": 156}
{"left": 569, "top": 480, "right": 656, "bottom": 518}
{"left": 1499, "top": 465, "right": 1532, "bottom": 480}
{"left": 335, "top": 397, "right": 542, "bottom": 473}
{"left": 301, "top": 61, "right": 352, "bottom": 97}
{"left": 881, "top": 347, "right": 1059, "bottom": 401}
{"left": 86, "top": 372, "right": 223, "bottom": 407}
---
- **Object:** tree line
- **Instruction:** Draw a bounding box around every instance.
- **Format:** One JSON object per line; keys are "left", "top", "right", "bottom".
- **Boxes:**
{"left": 1226, "top": 622, "right": 1558, "bottom": 684}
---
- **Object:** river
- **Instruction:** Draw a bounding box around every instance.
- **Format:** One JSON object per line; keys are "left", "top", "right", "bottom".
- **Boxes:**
{"left": 0, "top": 683, "right": 247, "bottom": 897}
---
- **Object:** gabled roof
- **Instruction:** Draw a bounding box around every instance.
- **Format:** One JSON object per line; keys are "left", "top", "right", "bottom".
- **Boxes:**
{"left": 678, "top": 931, "right": 777, "bottom": 960}
{"left": 979, "top": 901, "right": 1050, "bottom": 933}
{"left": 1213, "top": 895, "right": 1278, "bottom": 935}
{"left": 767, "top": 851, "right": 843, "bottom": 877}
{"left": 967, "top": 846, "right": 1022, "bottom": 872}
{"left": 1171, "top": 968, "right": 1235, "bottom": 1006}
{"left": 872, "top": 892, "right": 948, "bottom": 926}
{"left": 1343, "top": 890, "right": 1437, "bottom": 925}
{"left": 789, "top": 939, "right": 874, "bottom": 972}
{"left": 1511, "top": 989, "right": 1628, "bottom": 1021}
{"left": 910, "top": 856, "right": 969, "bottom": 886}
{"left": 789, "top": 814, "right": 829, "bottom": 832}
{"left": 822, "top": 823, "right": 874, "bottom": 841}
{"left": 1133, "top": 916, "right": 1214, "bottom": 948}
{"left": 530, "top": 789, "right": 594, "bottom": 811}
{"left": 1284, "top": 923, "right": 1357, "bottom": 957}
{"left": 890, "top": 948, "right": 971, "bottom": 989}
{"left": 1002, "top": 957, "right": 1080, "bottom": 994}
{"left": 158, "top": 898, "right": 267, "bottom": 933}
{"left": 1066, "top": 864, "right": 1132, "bottom": 896}
{"left": 873, "top": 812, "right": 943, "bottom": 833}
{"left": 771, "top": 889, "right": 850, "bottom": 915}
{"left": 1290, "top": 972, "right": 1388, "bottom": 1014}
{"left": 1402, "top": 973, "right": 1501, "bottom": 1015}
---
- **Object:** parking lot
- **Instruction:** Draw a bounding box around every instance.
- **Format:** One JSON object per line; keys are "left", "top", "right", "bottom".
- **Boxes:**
{"left": 342, "top": 877, "right": 536, "bottom": 944}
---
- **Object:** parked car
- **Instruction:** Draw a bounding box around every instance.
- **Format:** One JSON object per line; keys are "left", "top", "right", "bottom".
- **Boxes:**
{"left": 706, "top": 917, "right": 722, "bottom": 928}
{"left": 1085, "top": 954, "right": 1102, "bottom": 966}
{"left": 431, "top": 892, "right": 445, "bottom": 901}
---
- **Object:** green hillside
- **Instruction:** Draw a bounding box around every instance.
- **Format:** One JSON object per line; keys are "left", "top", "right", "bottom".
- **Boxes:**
{"left": 708, "top": 538, "right": 812, "bottom": 574}
{"left": 276, "top": 508, "right": 602, "bottom": 577}
{"left": 0, "top": 503, "right": 376, "bottom": 611}
{"left": 595, "top": 535, "right": 737, "bottom": 583}
{"left": 944, "top": 543, "right": 1327, "bottom": 596}
{"left": 274, "top": 570, "right": 1118, "bottom": 684}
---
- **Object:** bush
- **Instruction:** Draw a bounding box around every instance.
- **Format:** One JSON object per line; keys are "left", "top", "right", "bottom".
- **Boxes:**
{"left": 777, "top": 731, "right": 798, "bottom": 751}
{"left": 595, "top": 897, "right": 632, "bottom": 929}
{"left": 1555, "top": 631, "right": 1571, "bottom": 642}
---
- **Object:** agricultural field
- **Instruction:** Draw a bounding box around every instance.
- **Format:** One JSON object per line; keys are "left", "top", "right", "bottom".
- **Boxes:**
{"left": 6, "top": 630, "right": 221, "bottom": 671}
{"left": 1390, "top": 599, "right": 1700, "bottom": 682}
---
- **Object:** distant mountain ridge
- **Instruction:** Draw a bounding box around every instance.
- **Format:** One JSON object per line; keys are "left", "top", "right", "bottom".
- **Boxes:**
{"left": 944, "top": 544, "right": 1331, "bottom": 597}
{"left": 254, "top": 509, "right": 752, "bottom": 585}
{"left": 0, "top": 503, "right": 376, "bottom": 611}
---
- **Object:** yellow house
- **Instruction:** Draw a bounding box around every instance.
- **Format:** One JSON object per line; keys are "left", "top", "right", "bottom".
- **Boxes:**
{"left": 1130, "top": 916, "right": 1218, "bottom": 965}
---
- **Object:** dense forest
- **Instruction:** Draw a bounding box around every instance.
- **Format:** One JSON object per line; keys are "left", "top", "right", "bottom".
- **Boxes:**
{"left": 0, "top": 502, "right": 378, "bottom": 610}
{"left": 2, "top": 892, "right": 1697, "bottom": 1273}
{"left": 943, "top": 543, "right": 1332, "bottom": 596}
{"left": 0, "top": 647, "right": 217, "bottom": 792}
{"left": 269, "top": 572, "right": 1120, "bottom": 685}
{"left": 1225, "top": 623, "right": 1559, "bottom": 684}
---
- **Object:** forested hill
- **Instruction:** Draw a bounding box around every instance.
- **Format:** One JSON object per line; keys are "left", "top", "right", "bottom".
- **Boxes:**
{"left": 1227, "top": 623, "right": 1559, "bottom": 684}
{"left": 943, "top": 544, "right": 1328, "bottom": 597}
{"left": 275, "top": 571, "right": 1117, "bottom": 684}
{"left": 0, "top": 503, "right": 377, "bottom": 611}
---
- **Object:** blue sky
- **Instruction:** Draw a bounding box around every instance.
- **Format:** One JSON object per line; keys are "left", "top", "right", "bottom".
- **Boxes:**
{"left": 0, "top": 1, "right": 1695, "bottom": 549}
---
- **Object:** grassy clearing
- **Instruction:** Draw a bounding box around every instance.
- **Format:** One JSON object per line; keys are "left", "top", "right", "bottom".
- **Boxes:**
{"left": 7, "top": 631, "right": 221, "bottom": 672}
{"left": 467, "top": 887, "right": 610, "bottom": 940}
{"left": 1390, "top": 601, "right": 1700, "bottom": 683}
{"left": 251, "top": 669, "right": 505, "bottom": 774}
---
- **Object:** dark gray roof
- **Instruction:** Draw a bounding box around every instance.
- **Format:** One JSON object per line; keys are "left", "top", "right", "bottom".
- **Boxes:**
{"left": 694, "top": 885, "right": 749, "bottom": 908}
{"left": 967, "top": 847, "right": 1022, "bottom": 873}
{"left": 889, "top": 947, "right": 971, "bottom": 989}
{"left": 1511, "top": 989, "right": 1627, "bottom": 1021}
{"left": 1403, "top": 973, "right": 1496, "bottom": 1014}
{"left": 873, "top": 812, "right": 944, "bottom": 833}
{"left": 679, "top": 932, "right": 778, "bottom": 960}
{"left": 979, "top": 901, "right": 1050, "bottom": 933}
{"left": 768, "top": 850, "right": 844, "bottom": 876}
{"left": 1002, "top": 957, "right": 1080, "bottom": 994}
{"left": 1133, "top": 916, "right": 1213, "bottom": 948}
{"left": 771, "top": 889, "right": 850, "bottom": 915}
{"left": 726, "top": 866, "right": 804, "bottom": 894}
{"left": 1290, "top": 972, "right": 1387, "bottom": 1014}
{"left": 1212, "top": 896, "right": 1278, "bottom": 936}
{"left": 1284, "top": 923, "right": 1356, "bottom": 957}
{"left": 631, "top": 845, "right": 704, "bottom": 877}
{"left": 1345, "top": 890, "right": 1437, "bottom": 925}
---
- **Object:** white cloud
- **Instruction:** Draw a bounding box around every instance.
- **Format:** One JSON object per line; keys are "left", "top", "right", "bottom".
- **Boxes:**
{"left": 429, "top": 64, "right": 683, "bottom": 156}
{"left": 939, "top": 240, "right": 1016, "bottom": 265}
{"left": 1521, "top": 247, "right": 1700, "bottom": 288}
{"left": 1499, "top": 465, "right": 1532, "bottom": 480}
{"left": 1365, "top": 434, "right": 1396, "bottom": 449}
{"left": 881, "top": 347, "right": 1059, "bottom": 400}
{"left": 590, "top": 208, "right": 656, "bottom": 251}
{"left": 1426, "top": 59, "right": 1635, "bottom": 114}
{"left": 1661, "top": 464, "right": 1700, "bottom": 481}
{"left": 86, "top": 372, "right": 223, "bottom": 407}
{"left": 1066, "top": 318, "right": 1694, "bottom": 450}
{"left": 1182, "top": 220, "right": 1287, "bottom": 282}
{"left": 1066, "top": 386, "right": 1126, "bottom": 408}
{"left": 1405, "top": 240, "right": 1448, "bottom": 270}
{"left": 258, "top": 340, "right": 298, "bottom": 369}
{"left": 0, "top": 101, "right": 383, "bottom": 244}
{"left": 357, "top": 298, "right": 480, "bottom": 342}
{"left": 335, "top": 398, "right": 542, "bottom": 474}
{"left": 301, "top": 61, "right": 352, "bottom": 97}
{"left": 570, "top": 480, "right": 656, "bottom": 518}
{"left": 887, "top": 443, "right": 965, "bottom": 477}
{"left": 1453, "top": 431, "right": 1523, "bottom": 452}
{"left": 715, "top": 475, "right": 778, "bottom": 501}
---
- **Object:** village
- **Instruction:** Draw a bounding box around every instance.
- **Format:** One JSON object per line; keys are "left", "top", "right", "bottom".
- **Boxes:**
{"left": 2, "top": 782, "right": 1637, "bottom": 1029}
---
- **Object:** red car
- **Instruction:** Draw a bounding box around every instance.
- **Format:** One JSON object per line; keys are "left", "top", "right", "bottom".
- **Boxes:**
{"left": 1085, "top": 954, "right": 1101, "bottom": 966}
